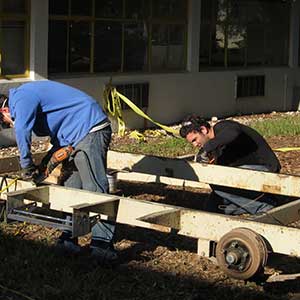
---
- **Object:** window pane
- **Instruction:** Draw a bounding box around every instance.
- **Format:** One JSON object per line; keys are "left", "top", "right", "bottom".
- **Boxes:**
{"left": 152, "top": 0, "right": 187, "bottom": 18}
{"left": 71, "top": 0, "right": 92, "bottom": 16}
{"left": 69, "top": 22, "right": 91, "bottom": 72}
{"left": 1, "top": 21, "right": 26, "bottom": 75}
{"left": 265, "top": 24, "right": 289, "bottom": 65}
{"left": 125, "top": 0, "right": 150, "bottom": 19}
{"left": 48, "top": 21, "right": 68, "bottom": 73}
{"left": 94, "top": 22, "right": 122, "bottom": 72}
{"left": 95, "top": 0, "right": 123, "bottom": 18}
{"left": 124, "top": 23, "right": 148, "bottom": 72}
{"left": 247, "top": 23, "right": 265, "bottom": 66}
{"left": 227, "top": 24, "right": 246, "bottom": 67}
{"left": 262, "top": 0, "right": 290, "bottom": 24}
{"left": 201, "top": 0, "right": 214, "bottom": 24}
{"left": 49, "top": 0, "right": 68, "bottom": 15}
{"left": 199, "top": 24, "right": 211, "bottom": 66}
{"left": 227, "top": 0, "right": 248, "bottom": 24}
{"left": 0, "top": 0, "right": 27, "bottom": 14}
{"left": 210, "top": 24, "right": 225, "bottom": 66}
{"left": 151, "top": 24, "right": 185, "bottom": 71}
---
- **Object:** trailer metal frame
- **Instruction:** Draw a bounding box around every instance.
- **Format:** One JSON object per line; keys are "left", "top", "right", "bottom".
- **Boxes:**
{"left": 2, "top": 151, "right": 300, "bottom": 279}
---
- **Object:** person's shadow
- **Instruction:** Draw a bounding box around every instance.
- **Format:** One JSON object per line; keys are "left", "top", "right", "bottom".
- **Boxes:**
{"left": 130, "top": 155, "right": 199, "bottom": 182}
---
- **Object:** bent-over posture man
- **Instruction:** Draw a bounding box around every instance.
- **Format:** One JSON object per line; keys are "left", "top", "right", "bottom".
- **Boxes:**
{"left": 0, "top": 80, "right": 117, "bottom": 262}
{"left": 180, "top": 115, "right": 281, "bottom": 215}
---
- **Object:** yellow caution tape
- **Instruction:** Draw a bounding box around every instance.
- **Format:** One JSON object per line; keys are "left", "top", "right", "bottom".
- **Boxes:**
{"left": 129, "top": 130, "right": 146, "bottom": 141}
{"left": 103, "top": 85, "right": 126, "bottom": 136}
{"left": 104, "top": 85, "right": 179, "bottom": 137}
{"left": 274, "top": 147, "right": 300, "bottom": 152}
{"left": 144, "top": 129, "right": 164, "bottom": 138}
{"left": 0, "top": 177, "right": 18, "bottom": 194}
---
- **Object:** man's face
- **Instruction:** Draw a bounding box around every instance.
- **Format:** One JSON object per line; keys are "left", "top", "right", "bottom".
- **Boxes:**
{"left": 186, "top": 128, "right": 210, "bottom": 148}
{"left": 0, "top": 108, "right": 13, "bottom": 127}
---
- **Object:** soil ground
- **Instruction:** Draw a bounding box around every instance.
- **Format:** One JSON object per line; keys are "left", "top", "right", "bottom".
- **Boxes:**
{"left": 1, "top": 113, "right": 300, "bottom": 300}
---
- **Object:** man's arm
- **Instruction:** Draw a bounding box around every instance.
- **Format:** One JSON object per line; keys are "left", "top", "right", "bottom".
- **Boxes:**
{"left": 12, "top": 95, "right": 39, "bottom": 168}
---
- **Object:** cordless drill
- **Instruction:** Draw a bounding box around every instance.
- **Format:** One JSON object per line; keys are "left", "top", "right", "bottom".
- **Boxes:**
{"left": 34, "top": 145, "right": 73, "bottom": 184}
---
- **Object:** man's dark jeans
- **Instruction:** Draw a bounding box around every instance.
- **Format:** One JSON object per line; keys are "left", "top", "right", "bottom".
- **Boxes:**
{"left": 210, "top": 165, "right": 275, "bottom": 215}
{"left": 62, "top": 126, "right": 115, "bottom": 242}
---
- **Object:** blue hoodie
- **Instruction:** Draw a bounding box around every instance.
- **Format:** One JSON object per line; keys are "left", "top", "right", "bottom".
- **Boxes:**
{"left": 9, "top": 80, "right": 107, "bottom": 168}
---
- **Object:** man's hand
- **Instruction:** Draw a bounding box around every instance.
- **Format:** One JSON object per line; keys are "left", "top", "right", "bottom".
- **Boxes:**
{"left": 196, "top": 148, "right": 215, "bottom": 164}
{"left": 20, "top": 165, "right": 38, "bottom": 181}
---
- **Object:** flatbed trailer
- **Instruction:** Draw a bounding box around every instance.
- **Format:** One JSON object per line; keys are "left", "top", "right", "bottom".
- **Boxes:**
{"left": 1, "top": 151, "right": 300, "bottom": 280}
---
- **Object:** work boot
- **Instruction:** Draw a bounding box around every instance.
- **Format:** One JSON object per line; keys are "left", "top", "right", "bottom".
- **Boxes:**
{"left": 56, "top": 231, "right": 81, "bottom": 254}
{"left": 90, "top": 239, "right": 118, "bottom": 264}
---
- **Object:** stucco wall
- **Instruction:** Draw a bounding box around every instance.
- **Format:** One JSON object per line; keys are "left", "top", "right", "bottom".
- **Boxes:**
{"left": 55, "top": 67, "right": 298, "bottom": 129}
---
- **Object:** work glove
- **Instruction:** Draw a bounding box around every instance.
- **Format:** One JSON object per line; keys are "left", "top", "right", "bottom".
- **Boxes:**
{"left": 20, "top": 165, "right": 38, "bottom": 181}
{"left": 196, "top": 148, "right": 214, "bottom": 164}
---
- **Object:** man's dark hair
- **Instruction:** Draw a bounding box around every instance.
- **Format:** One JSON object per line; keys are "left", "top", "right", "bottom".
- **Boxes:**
{"left": 0, "top": 94, "right": 8, "bottom": 108}
{"left": 179, "top": 115, "right": 210, "bottom": 138}
{"left": 0, "top": 94, "right": 9, "bottom": 127}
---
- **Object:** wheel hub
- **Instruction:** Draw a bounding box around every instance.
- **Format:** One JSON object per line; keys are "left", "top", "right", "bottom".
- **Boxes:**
{"left": 224, "top": 240, "right": 249, "bottom": 271}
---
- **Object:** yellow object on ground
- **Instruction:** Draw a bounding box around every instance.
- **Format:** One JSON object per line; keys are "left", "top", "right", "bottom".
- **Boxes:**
{"left": 274, "top": 147, "right": 300, "bottom": 152}
{"left": 129, "top": 130, "right": 146, "bottom": 141}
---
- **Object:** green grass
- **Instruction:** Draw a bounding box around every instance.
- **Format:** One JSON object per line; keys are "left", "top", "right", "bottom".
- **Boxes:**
{"left": 249, "top": 115, "right": 300, "bottom": 137}
{"left": 111, "top": 115, "right": 300, "bottom": 157}
{"left": 114, "top": 136, "right": 196, "bottom": 158}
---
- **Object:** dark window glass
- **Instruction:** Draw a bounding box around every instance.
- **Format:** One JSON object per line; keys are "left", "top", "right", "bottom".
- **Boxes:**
{"left": 49, "top": 0, "right": 68, "bottom": 15}
{"left": 227, "top": 24, "right": 246, "bottom": 67}
{"left": 125, "top": 0, "right": 150, "bottom": 19}
{"left": 200, "top": 0, "right": 290, "bottom": 68}
{"left": 199, "top": 24, "right": 211, "bottom": 65}
{"left": 71, "top": 0, "right": 92, "bottom": 16}
{"left": 1, "top": 21, "right": 26, "bottom": 75}
{"left": 94, "top": 22, "right": 122, "bottom": 72}
{"left": 236, "top": 75, "right": 265, "bottom": 98}
{"left": 124, "top": 23, "right": 148, "bottom": 72}
{"left": 0, "top": 0, "right": 27, "bottom": 13}
{"left": 152, "top": 0, "right": 187, "bottom": 18}
{"left": 152, "top": 24, "right": 185, "bottom": 71}
{"left": 117, "top": 83, "right": 149, "bottom": 109}
{"left": 247, "top": 23, "right": 265, "bottom": 66}
{"left": 95, "top": 0, "right": 123, "bottom": 18}
{"left": 264, "top": 24, "right": 289, "bottom": 66}
{"left": 48, "top": 0, "right": 187, "bottom": 74}
{"left": 210, "top": 24, "right": 225, "bottom": 66}
{"left": 48, "top": 21, "right": 68, "bottom": 73}
{"left": 69, "top": 21, "right": 91, "bottom": 72}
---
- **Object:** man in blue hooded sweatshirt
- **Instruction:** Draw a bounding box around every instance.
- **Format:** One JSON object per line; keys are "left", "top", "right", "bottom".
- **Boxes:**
{"left": 0, "top": 80, "right": 117, "bottom": 262}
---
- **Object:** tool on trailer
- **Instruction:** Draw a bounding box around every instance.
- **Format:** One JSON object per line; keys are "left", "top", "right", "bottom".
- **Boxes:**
{"left": 34, "top": 145, "right": 73, "bottom": 184}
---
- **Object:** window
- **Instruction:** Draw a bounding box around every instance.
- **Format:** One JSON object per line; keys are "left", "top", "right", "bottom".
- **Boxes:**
{"left": 200, "top": 0, "right": 290, "bottom": 69}
{"left": 115, "top": 82, "right": 149, "bottom": 110}
{"left": 236, "top": 75, "right": 265, "bottom": 98}
{"left": 0, "top": 0, "right": 30, "bottom": 78}
{"left": 48, "top": 0, "right": 187, "bottom": 74}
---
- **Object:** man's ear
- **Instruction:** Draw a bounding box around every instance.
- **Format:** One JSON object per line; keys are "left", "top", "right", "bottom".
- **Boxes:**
{"left": 199, "top": 126, "right": 209, "bottom": 135}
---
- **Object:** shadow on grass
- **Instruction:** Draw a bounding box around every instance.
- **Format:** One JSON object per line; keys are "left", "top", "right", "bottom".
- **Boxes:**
{"left": 0, "top": 223, "right": 296, "bottom": 300}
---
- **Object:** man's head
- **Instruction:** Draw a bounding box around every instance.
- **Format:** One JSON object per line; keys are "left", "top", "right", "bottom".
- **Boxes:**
{"left": 0, "top": 94, "right": 13, "bottom": 128}
{"left": 180, "top": 115, "right": 213, "bottom": 148}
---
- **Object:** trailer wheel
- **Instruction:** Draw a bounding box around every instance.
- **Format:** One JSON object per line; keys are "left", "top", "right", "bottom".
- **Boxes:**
{"left": 216, "top": 228, "right": 268, "bottom": 280}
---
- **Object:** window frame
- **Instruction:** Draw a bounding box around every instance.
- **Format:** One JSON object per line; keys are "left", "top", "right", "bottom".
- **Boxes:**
{"left": 48, "top": 0, "right": 188, "bottom": 75}
{"left": 0, "top": 0, "right": 30, "bottom": 79}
